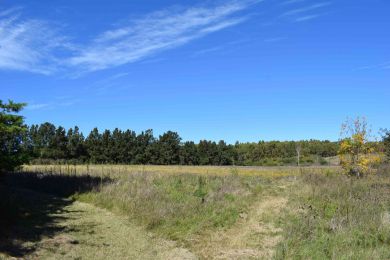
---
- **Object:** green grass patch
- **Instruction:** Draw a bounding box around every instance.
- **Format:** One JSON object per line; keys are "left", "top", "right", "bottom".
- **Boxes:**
{"left": 276, "top": 171, "right": 390, "bottom": 259}
{"left": 74, "top": 172, "right": 267, "bottom": 244}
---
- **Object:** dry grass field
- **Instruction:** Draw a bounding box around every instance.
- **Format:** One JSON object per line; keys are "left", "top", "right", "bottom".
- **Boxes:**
{"left": 1, "top": 164, "right": 390, "bottom": 259}
{"left": 22, "top": 164, "right": 342, "bottom": 178}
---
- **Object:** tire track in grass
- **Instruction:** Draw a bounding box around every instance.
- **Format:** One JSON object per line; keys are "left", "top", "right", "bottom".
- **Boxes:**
{"left": 29, "top": 200, "right": 197, "bottom": 260}
{"left": 0, "top": 187, "right": 197, "bottom": 260}
{"left": 194, "top": 195, "right": 287, "bottom": 259}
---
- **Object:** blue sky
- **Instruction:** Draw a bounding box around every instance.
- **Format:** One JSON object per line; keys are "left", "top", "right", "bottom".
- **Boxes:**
{"left": 1, "top": 0, "right": 389, "bottom": 143}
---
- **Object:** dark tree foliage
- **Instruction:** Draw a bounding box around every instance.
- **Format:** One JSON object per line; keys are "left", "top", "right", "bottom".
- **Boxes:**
{"left": 216, "top": 140, "right": 235, "bottom": 165}
{"left": 0, "top": 100, "right": 28, "bottom": 171}
{"left": 198, "top": 140, "right": 219, "bottom": 165}
{"left": 36, "top": 122, "right": 56, "bottom": 159}
{"left": 67, "top": 126, "right": 87, "bottom": 162}
{"left": 101, "top": 129, "right": 112, "bottom": 163}
{"left": 21, "top": 122, "right": 341, "bottom": 166}
{"left": 85, "top": 128, "right": 103, "bottom": 163}
{"left": 52, "top": 126, "right": 68, "bottom": 159}
{"left": 180, "top": 141, "right": 199, "bottom": 165}
{"left": 384, "top": 131, "right": 390, "bottom": 162}
{"left": 135, "top": 130, "right": 155, "bottom": 164}
{"left": 121, "top": 130, "right": 137, "bottom": 163}
{"left": 154, "top": 131, "right": 181, "bottom": 165}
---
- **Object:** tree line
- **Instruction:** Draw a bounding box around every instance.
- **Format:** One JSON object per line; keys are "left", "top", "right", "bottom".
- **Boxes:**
{"left": 2, "top": 100, "right": 389, "bottom": 171}
{"left": 22, "top": 122, "right": 341, "bottom": 166}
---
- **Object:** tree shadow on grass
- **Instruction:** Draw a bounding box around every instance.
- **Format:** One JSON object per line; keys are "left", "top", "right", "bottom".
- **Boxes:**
{"left": 0, "top": 171, "right": 111, "bottom": 257}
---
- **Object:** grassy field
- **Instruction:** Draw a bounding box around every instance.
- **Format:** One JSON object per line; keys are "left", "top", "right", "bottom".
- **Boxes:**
{"left": 1, "top": 164, "right": 389, "bottom": 259}
{"left": 19, "top": 165, "right": 296, "bottom": 257}
{"left": 22, "top": 164, "right": 341, "bottom": 178}
{"left": 276, "top": 166, "right": 390, "bottom": 259}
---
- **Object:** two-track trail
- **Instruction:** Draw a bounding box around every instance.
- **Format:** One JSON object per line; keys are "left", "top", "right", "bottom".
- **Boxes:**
{"left": 194, "top": 196, "right": 287, "bottom": 259}
{"left": 29, "top": 200, "right": 197, "bottom": 260}
{"left": 2, "top": 186, "right": 288, "bottom": 260}
{"left": 1, "top": 188, "right": 196, "bottom": 260}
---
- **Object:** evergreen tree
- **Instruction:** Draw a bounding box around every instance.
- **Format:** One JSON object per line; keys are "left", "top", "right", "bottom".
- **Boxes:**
{"left": 52, "top": 126, "right": 68, "bottom": 159}
{"left": 110, "top": 128, "right": 121, "bottom": 163}
{"left": 37, "top": 122, "right": 56, "bottom": 158}
{"left": 101, "top": 130, "right": 112, "bottom": 163}
{"left": 86, "top": 128, "right": 103, "bottom": 163}
{"left": 122, "top": 130, "right": 137, "bottom": 164}
{"left": 0, "top": 100, "right": 28, "bottom": 171}
{"left": 384, "top": 131, "right": 390, "bottom": 162}
{"left": 67, "top": 126, "right": 87, "bottom": 161}
{"left": 11, "top": 117, "right": 343, "bottom": 166}
{"left": 27, "top": 124, "right": 40, "bottom": 158}
{"left": 198, "top": 140, "right": 219, "bottom": 165}
{"left": 156, "top": 131, "right": 181, "bottom": 165}
{"left": 216, "top": 140, "right": 234, "bottom": 165}
{"left": 134, "top": 130, "right": 155, "bottom": 164}
{"left": 180, "top": 141, "right": 199, "bottom": 165}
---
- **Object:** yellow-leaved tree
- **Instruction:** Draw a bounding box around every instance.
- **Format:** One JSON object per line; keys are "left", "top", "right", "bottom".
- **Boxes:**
{"left": 338, "top": 117, "right": 381, "bottom": 177}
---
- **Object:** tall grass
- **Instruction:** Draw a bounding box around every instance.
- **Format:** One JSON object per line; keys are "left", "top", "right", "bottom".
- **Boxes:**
{"left": 276, "top": 167, "right": 390, "bottom": 259}
{"left": 74, "top": 172, "right": 269, "bottom": 244}
{"left": 22, "top": 164, "right": 382, "bottom": 258}
{"left": 22, "top": 164, "right": 341, "bottom": 178}
{"left": 20, "top": 165, "right": 286, "bottom": 249}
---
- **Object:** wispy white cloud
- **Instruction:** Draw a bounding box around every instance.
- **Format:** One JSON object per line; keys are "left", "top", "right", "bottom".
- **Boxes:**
{"left": 94, "top": 72, "right": 131, "bottom": 87}
{"left": 191, "top": 38, "right": 251, "bottom": 58}
{"left": 0, "top": 1, "right": 262, "bottom": 75}
{"left": 355, "top": 61, "right": 390, "bottom": 71}
{"left": 58, "top": 101, "right": 77, "bottom": 107}
{"left": 139, "top": 57, "right": 166, "bottom": 65}
{"left": 0, "top": 8, "right": 69, "bottom": 74}
{"left": 192, "top": 46, "right": 225, "bottom": 57}
{"left": 264, "top": 37, "right": 287, "bottom": 42}
{"left": 26, "top": 100, "right": 78, "bottom": 110}
{"left": 281, "top": 2, "right": 331, "bottom": 17}
{"left": 279, "top": 2, "right": 331, "bottom": 23}
{"left": 108, "top": 72, "right": 130, "bottom": 80}
{"left": 295, "top": 14, "right": 321, "bottom": 22}
{"left": 87, "top": 72, "right": 132, "bottom": 94}
{"left": 26, "top": 103, "right": 50, "bottom": 110}
{"left": 280, "top": 0, "right": 306, "bottom": 6}
{"left": 67, "top": 1, "right": 261, "bottom": 73}
{"left": 0, "top": 6, "right": 23, "bottom": 17}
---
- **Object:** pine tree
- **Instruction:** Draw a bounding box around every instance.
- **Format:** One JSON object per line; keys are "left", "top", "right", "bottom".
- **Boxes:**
{"left": 122, "top": 130, "right": 137, "bottom": 164}
{"left": 156, "top": 131, "right": 181, "bottom": 165}
{"left": 217, "top": 140, "right": 234, "bottom": 165}
{"left": 180, "top": 141, "right": 199, "bottom": 165}
{"left": 134, "top": 130, "right": 155, "bottom": 164}
{"left": 384, "top": 131, "right": 390, "bottom": 162}
{"left": 0, "top": 100, "right": 28, "bottom": 171}
{"left": 52, "top": 126, "right": 68, "bottom": 159}
{"left": 86, "top": 128, "right": 103, "bottom": 163}
{"left": 198, "top": 140, "right": 219, "bottom": 165}
{"left": 67, "top": 126, "right": 87, "bottom": 162}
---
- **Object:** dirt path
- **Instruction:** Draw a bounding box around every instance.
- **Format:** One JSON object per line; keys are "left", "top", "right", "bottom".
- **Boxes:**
{"left": 24, "top": 200, "right": 197, "bottom": 260}
{"left": 33, "top": 196, "right": 288, "bottom": 260}
{"left": 194, "top": 195, "right": 287, "bottom": 259}
{"left": 2, "top": 185, "right": 287, "bottom": 260}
